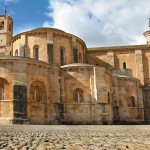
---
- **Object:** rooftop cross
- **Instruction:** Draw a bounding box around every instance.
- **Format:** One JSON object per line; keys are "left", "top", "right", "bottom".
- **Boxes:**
{"left": 4, "top": 3, "right": 7, "bottom": 15}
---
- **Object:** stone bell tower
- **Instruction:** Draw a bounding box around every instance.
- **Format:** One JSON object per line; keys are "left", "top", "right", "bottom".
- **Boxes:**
{"left": 144, "top": 16, "right": 150, "bottom": 44}
{"left": 0, "top": 13, "right": 13, "bottom": 55}
{"left": 144, "top": 30, "right": 150, "bottom": 44}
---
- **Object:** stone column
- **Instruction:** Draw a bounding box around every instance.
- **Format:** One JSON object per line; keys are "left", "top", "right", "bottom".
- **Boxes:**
{"left": 93, "top": 66, "right": 107, "bottom": 102}
{"left": 90, "top": 67, "right": 96, "bottom": 123}
{"left": 91, "top": 66, "right": 110, "bottom": 124}
{"left": 135, "top": 49, "right": 144, "bottom": 85}
{"left": 111, "top": 77, "right": 120, "bottom": 123}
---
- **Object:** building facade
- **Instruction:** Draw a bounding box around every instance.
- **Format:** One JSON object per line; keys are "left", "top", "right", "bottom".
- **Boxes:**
{"left": 0, "top": 14, "right": 149, "bottom": 124}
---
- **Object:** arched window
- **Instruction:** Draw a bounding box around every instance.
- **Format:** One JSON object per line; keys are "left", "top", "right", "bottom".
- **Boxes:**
{"left": 73, "top": 48, "right": 78, "bottom": 63}
{"left": 73, "top": 88, "right": 83, "bottom": 103}
{"left": 34, "top": 86, "right": 42, "bottom": 102}
{"left": 47, "top": 44, "right": 53, "bottom": 64}
{"left": 0, "top": 83, "right": 4, "bottom": 100}
{"left": 33, "top": 46, "right": 39, "bottom": 60}
{"left": 0, "top": 21, "right": 4, "bottom": 30}
{"left": 60, "top": 47, "right": 65, "bottom": 66}
{"left": 15, "top": 49, "right": 18, "bottom": 56}
{"left": 123, "top": 62, "right": 126, "bottom": 69}
{"left": 9, "top": 24, "right": 11, "bottom": 32}
{"left": 35, "top": 47, "right": 39, "bottom": 60}
{"left": 131, "top": 96, "right": 136, "bottom": 107}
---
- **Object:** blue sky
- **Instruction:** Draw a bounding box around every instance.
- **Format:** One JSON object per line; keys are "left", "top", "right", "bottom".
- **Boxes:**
{"left": 0, "top": 0, "right": 53, "bottom": 34}
{"left": 0, "top": 0, "right": 150, "bottom": 47}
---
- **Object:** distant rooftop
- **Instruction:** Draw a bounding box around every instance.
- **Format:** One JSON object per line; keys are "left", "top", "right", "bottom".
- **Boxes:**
{"left": 88, "top": 44, "right": 150, "bottom": 51}
{"left": 0, "top": 56, "right": 50, "bottom": 66}
{"left": 31, "top": 27, "right": 66, "bottom": 33}
{"left": 61, "top": 63, "right": 94, "bottom": 68}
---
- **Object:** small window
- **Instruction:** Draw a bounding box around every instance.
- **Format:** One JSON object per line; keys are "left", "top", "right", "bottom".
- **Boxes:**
{"left": 0, "top": 21, "right": 4, "bottom": 30}
{"left": 9, "top": 24, "right": 11, "bottom": 32}
{"left": 60, "top": 47, "right": 65, "bottom": 66}
{"left": 73, "top": 88, "right": 83, "bottom": 103}
{"left": 123, "top": 62, "right": 126, "bottom": 69}
{"left": 131, "top": 96, "right": 136, "bottom": 107}
{"left": 34, "top": 86, "right": 42, "bottom": 102}
{"left": 35, "top": 47, "right": 39, "bottom": 60}
{"left": 15, "top": 49, "right": 18, "bottom": 56}
{"left": 33, "top": 46, "right": 39, "bottom": 60}
{"left": 0, "top": 83, "right": 4, "bottom": 100}
{"left": 108, "top": 92, "right": 110, "bottom": 104}
{"left": 73, "top": 48, "right": 78, "bottom": 63}
{"left": 47, "top": 44, "right": 53, "bottom": 64}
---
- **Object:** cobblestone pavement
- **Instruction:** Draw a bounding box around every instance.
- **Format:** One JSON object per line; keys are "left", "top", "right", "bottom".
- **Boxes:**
{"left": 0, "top": 125, "right": 150, "bottom": 150}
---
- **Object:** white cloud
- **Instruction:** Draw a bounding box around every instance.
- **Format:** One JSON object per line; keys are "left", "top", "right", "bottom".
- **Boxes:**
{"left": 43, "top": 0, "right": 150, "bottom": 47}
{"left": 130, "top": 36, "right": 146, "bottom": 45}
{"left": 43, "top": 21, "right": 52, "bottom": 27}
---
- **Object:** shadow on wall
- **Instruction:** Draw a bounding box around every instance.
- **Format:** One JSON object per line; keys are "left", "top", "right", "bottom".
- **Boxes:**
{"left": 56, "top": 69, "right": 113, "bottom": 125}
{"left": 114, "top": 54, "right": 119, "bottom": 69}
{"left": 86, "top": 54, "right": 114, "bottom": 70}
{"left": 87, "top": 54, "right": 133, "bottom": 77}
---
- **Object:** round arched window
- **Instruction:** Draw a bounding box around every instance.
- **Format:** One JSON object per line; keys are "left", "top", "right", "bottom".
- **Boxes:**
{"left": 73, "top": 88, "right": 83, "bottom": 103}
{"left": 34, "top": 86, "right": 42, "bottom": 102}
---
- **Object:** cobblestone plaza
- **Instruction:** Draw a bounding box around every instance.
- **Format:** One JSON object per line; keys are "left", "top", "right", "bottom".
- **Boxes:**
{"left": 0, "top": 125, "right": 150, "bottom": 149}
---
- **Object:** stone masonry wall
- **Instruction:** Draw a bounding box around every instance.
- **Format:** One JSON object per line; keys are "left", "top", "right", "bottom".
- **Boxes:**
{"left": 0, "top": 58, "right": 59, "bottom": 124}
{"left": 117, "top": 78, "right": 144, "bottom": 122}
{"left": 62, "top": 66, "right": 113, "bottom": 124}
{"left": 12, "top": 29, "right": 87, "bottom": 67}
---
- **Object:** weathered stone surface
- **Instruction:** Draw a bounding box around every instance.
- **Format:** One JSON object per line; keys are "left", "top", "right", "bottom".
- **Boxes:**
{"left": 0, "top": 14, "right": 148, "bottom": 125}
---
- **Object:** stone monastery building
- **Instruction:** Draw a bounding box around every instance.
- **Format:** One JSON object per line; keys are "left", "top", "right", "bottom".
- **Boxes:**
{"left": 0, "top": 13, "right": 150, "bottom": 125}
